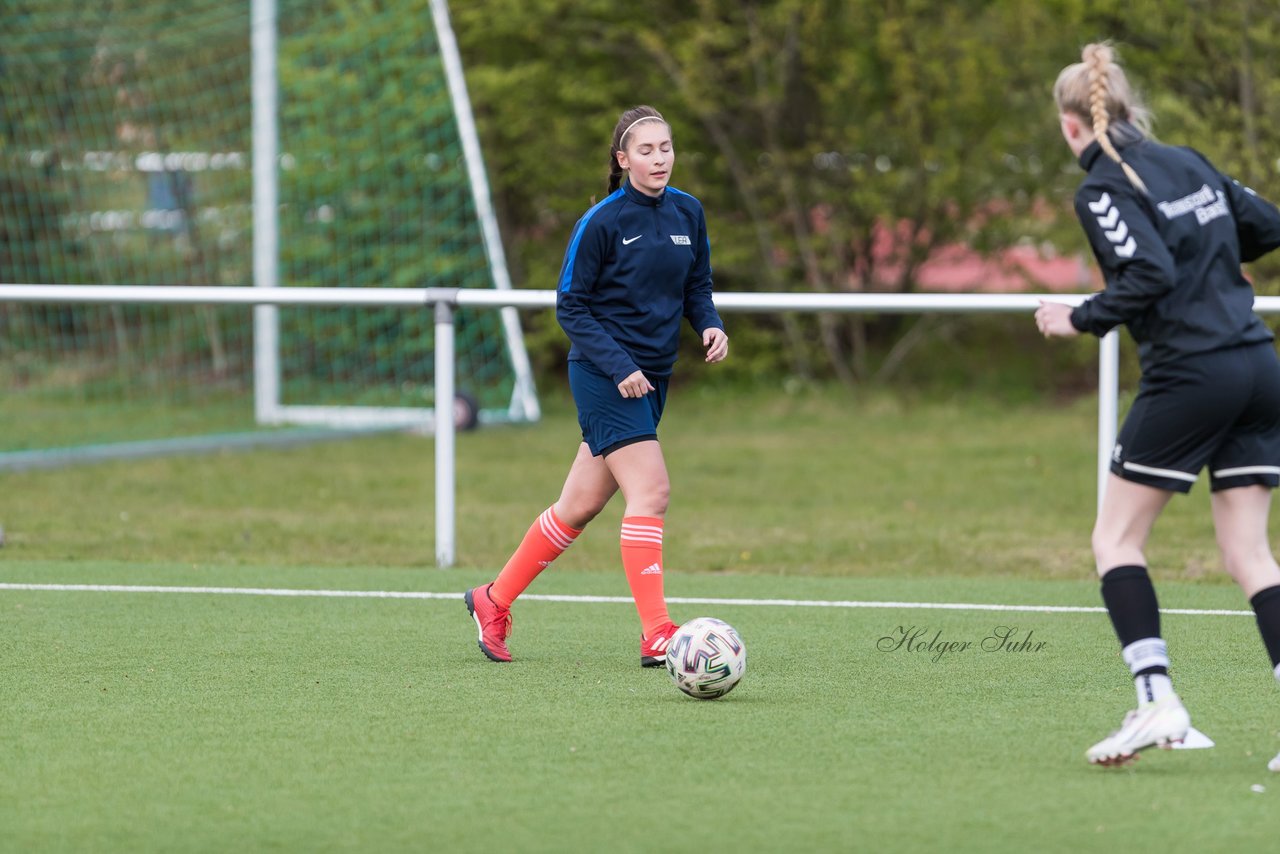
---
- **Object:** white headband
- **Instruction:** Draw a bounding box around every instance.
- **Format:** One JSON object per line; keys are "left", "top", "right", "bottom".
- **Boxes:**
{"left": 620, "top": 115, "right": 663, "bottom": 144}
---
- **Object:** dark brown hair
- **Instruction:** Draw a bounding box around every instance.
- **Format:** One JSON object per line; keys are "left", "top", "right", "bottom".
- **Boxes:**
{"left": 607, "top": 105, "right": 667, "bottom": 193}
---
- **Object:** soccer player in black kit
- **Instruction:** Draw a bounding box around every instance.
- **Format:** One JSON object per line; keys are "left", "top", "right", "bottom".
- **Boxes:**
{"left": 1037, "top": 43, "right": 1280, "bottom": 769}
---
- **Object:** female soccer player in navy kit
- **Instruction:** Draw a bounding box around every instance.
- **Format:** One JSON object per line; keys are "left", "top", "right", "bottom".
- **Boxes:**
{"left": 465, "top": 106, "right": 729, "bottom": 667}
{"left": 1037, "top": 44, "right": 1280, "bottom": 769}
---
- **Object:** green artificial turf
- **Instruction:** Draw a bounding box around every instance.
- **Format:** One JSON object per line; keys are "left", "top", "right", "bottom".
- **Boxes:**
{"left": 2, "top": 565, "right": 1277, "bottom": 852}
{"left": 0, "top": 387, "right": 1229, "bottom": 580}
{"left": 4, "top": 388, "right": 1276, "bottom": 851}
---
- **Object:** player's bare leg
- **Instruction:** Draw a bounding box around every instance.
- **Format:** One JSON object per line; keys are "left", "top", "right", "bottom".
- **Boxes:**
{"left": 1086, "top": 476, "right": 1189, "bottom": 765}
{"left": 603, "top": 440, "right": 679, "bottom": 666}
{"left": 1212, "top": 485, "right": 1280, "bottom": 772}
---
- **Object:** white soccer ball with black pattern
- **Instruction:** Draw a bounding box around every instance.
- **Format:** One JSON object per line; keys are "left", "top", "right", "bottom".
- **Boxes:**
{"left": 665, "top": 617, "right": 746, "bottom": 699}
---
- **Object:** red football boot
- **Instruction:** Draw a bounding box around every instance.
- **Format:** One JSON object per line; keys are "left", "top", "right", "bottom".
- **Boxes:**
{"left": 464, "top": 584, "right": 512, "bottom": 663}
{"left": 640, "top": 622, "right": 679, "bottom": 668}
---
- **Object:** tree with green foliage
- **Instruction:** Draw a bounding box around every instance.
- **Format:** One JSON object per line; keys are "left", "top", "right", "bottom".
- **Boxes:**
{"left": 5, "top": 1, "right": 1278, "bottom": 394}
{"left": 453, "top": 0, "right": 1280, "bottom": 386}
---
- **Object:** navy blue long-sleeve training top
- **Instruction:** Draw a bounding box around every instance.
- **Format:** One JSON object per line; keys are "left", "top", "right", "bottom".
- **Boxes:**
{"left": 1069, "top": 123, "right": 1280, "bottom": 370}
{"left": 556, "top": 180, "right": 724, "bottom": 384}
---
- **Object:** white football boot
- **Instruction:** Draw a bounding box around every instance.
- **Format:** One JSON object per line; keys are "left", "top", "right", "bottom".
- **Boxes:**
{"left": 1086, "top": 694, "right": 1191, "bottom": 766}
{"left": 1268, "top": 751, "right": 1280, "bottom": 773}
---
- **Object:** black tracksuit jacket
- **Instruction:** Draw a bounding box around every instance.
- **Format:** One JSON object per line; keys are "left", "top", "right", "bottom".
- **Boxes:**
{"left": 1069, "top": 123, "right": 1280, "bottom": 372}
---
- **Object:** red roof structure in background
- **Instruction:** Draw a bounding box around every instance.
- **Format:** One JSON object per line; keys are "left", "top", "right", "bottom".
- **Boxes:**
{"left": 863, "top": 218, "right": 1102, "bottom": 294}
{"left": 804, "top": 199, "right": 1102, "bottom": 294}
{"left": 910, "top": 242, "right": 1099, "bottom": 293}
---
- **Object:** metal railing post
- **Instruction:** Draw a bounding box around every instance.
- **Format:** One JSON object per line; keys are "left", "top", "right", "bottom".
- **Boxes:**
{"left": 1097, "top": 330, "right": 1120, "bottom": 512}
{"left": 433, "top": 294, "right": 458, "bottom": 567}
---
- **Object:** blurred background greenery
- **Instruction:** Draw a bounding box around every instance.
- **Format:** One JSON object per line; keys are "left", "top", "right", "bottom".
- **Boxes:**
{"left": 2, "top": 0, "right": 1278, "bottom": 406}
{"left": 451, "top": 0, "right": 1280, "bottom": 391}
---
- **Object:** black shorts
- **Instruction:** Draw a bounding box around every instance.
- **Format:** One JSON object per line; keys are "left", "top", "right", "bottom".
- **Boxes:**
{"left": 1112, "top": 343, "right": 1280, "bottom": 493}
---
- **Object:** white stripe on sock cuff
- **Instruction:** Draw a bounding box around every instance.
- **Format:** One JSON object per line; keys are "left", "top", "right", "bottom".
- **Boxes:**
{"left": 620, "top": 524, "right": 663, "bottom": 545}
{"left": 1274, "top": 661, "right": 1280, "bottom": 683}
{"left": 621, "top": 523, "right": 663, "bottom": 535}
{"left": 621, "top": 535, "right": 664, "bottom": 546}
{"left": 538, "top": 511, "right": 576, "bottom": 550}
{"left": 1122, "top": 637, "right": 1170, "bottom": 675}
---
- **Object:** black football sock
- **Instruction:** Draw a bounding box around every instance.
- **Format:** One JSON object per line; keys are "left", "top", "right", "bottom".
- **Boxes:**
{"left": 1249, "top": 584, "right": 1280, "bottom": 682}
{"left": 1101, "top": 565, "right": 1173, "bottom": 703}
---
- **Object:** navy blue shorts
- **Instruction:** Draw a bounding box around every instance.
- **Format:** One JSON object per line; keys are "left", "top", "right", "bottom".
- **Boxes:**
{"left": 569, "top": 359, "right": 668, "bottom": 456}
{"left": 1112, "top": 343, "right": 1280, "bottom": 493}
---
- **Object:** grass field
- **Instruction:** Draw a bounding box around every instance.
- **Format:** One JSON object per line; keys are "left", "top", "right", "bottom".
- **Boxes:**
{"left": 3, "top": 388, "right": 1279, "bottom": 851}
{"left": 0, "top": 385, "right": 1231, "bottom": 577}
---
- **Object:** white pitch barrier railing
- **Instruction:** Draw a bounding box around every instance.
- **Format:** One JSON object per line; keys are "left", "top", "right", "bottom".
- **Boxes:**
{"left": 7, "top": 284, "right": 1279, "bottom": 567}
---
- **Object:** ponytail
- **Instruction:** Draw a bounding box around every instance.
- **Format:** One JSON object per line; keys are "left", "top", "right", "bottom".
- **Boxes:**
{"left": 1054, "top": 42, "right": 1152, "bottom": 194}
{"left": 607, "top": 149, "right": 625, "bottom": 193}
{"left": 1083, "top": 44, "right": 1148, "bottom": 193}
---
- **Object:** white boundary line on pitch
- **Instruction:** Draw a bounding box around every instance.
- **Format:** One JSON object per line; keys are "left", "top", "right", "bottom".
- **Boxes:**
{"left": 0, "top": 582, "right": 1254, "bottom": 617}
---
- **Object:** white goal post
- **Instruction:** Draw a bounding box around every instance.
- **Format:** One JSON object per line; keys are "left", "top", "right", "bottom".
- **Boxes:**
{"left": 250, "top": 0, "right": 539, "bottom": 430}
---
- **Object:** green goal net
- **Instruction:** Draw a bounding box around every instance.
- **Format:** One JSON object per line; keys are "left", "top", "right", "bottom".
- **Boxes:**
{"left": 0, "top": 0, "right": 536, "bottom": 465}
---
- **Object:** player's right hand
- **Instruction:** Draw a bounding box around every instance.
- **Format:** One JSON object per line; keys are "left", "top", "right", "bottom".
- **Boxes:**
{"left": 617, "top": 370, "right": 655, "bottom": 398}
{"left": 1035, "top": 300, "right": 1079, "bottom": 339}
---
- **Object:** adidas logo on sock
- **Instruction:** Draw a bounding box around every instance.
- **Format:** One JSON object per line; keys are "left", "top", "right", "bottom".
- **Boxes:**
{"left": 640, "top": 562, "right": 663, "bottom": 575}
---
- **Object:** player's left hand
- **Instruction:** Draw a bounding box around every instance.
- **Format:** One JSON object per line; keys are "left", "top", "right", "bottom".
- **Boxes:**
{"left": 1035, "top": 301, "right": 1079, "bottom": 339}
{"left": 703, "top": 327, "right": 729, "bottom": 363}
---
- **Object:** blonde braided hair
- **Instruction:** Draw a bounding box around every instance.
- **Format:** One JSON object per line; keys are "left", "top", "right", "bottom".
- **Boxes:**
{"left": 1083, "top": 44, "right": 1148, "bottom": 193}
{"left": 1054, "top": 42, "right": 1151, "bottom": 193}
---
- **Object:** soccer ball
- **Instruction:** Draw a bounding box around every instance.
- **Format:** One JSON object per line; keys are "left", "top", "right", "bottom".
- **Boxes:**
{"left": 665, "top": 617, "right": 746, "bottom": 699}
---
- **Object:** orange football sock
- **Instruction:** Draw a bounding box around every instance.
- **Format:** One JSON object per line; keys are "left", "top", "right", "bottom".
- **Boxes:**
{"left": 620, "top": 515, "right": 670, "bottom": 638}
{"left": 489, "top": 507, "right": 582, "bottom": 609}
